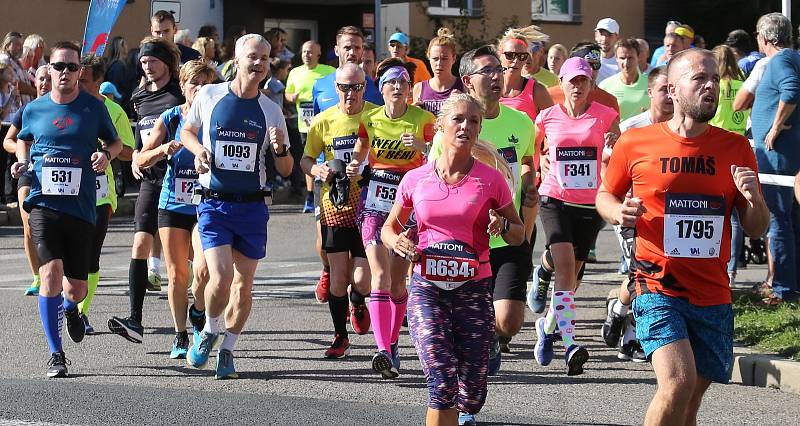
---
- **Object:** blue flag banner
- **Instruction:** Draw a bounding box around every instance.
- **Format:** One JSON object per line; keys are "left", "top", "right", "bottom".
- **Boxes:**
{"left": 81, "top": 0, "right": 127, "bottom": 56}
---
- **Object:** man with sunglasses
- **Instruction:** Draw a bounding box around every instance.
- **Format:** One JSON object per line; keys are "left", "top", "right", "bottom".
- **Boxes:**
{"left": 594, "top": 18, "right": 621, "bottom": 84}
{"left": 301, "top": 63, "right": 375, "bottom": 359}
{"left": 12, "top": 41, "right": 122, "bottom": 377}
{"left": 387, "top": 32, "right": 431, "bottom": 88}
{"left": 523, "top": 41, "right": 558, "bottom": 88}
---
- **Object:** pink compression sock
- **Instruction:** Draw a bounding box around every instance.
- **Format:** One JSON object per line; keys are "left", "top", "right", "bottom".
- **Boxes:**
{"left": 369, "top": 290, "right": 392, "bottom": 352}
{"left": 389, "top": 291, "right": 408, "bottom": 345}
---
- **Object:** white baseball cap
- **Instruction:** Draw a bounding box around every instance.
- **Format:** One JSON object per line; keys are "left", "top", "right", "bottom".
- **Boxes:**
{"left": 595, "top": 18, "right": 620, "bottom": 34}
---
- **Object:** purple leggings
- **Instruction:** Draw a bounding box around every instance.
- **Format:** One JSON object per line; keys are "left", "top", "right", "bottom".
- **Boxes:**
{"left": 407, "top": 274, "right": 495, "bottom": 414}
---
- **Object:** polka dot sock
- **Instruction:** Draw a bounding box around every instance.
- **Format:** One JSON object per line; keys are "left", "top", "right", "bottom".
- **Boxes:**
{"left": 543, "top": 290, "right": 578, "bottom": 348}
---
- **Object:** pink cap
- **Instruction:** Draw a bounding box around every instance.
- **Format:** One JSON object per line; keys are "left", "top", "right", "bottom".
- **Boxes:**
{"left": 559, "top": 57, "right": 593, "bottom": 82}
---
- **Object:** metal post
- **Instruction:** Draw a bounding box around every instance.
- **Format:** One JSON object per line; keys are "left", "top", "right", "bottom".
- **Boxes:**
{"left": 374, "top": 0, "right": 382, "bottom": 60}
{"left": 783, "top": 0, "right": 791, "bottom": 21}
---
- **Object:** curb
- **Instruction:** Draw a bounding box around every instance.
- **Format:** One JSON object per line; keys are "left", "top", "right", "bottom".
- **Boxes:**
{"left": 731, "top": 346, "right": 800, "bottom": 395}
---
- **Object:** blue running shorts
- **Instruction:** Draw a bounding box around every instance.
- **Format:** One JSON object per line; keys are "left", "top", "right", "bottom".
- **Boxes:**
{"left": 197, "top": 199, "right": 269, "bottom": 260}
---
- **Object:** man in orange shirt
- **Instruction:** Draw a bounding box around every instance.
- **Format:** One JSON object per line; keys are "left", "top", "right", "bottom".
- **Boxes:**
{"left": 597, "top": 49, "right": 769, "bottom": 425}
{"left": 387, "top": 32, "right": 432, "bottom": 85}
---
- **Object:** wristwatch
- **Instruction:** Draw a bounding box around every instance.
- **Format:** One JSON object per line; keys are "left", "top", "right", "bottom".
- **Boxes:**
{"left": 102, "top": 149, "right": 111, "bottom": 160}
{"left": 274, "top": 144, "right": 289, "bottom": 157}
{"left": 501, "top": 217, "right": 510, "bottom": 235}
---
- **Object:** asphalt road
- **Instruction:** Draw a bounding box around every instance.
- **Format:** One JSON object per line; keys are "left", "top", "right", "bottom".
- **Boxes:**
{"left": 0, "top": 205, "right": 797, "bottom": 425}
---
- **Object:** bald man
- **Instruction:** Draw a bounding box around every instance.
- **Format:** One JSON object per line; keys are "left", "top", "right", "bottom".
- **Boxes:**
{"left": 597, "top": 49, "right": 769, "bottom": 425}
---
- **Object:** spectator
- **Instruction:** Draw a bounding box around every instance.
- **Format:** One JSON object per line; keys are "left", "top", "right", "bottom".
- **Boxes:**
{"left": 150, "top": 10, "right": 200, "bottom": 64}
{"left": 265, "top": 27, "right": 294, "bottom": 62}
{"left": 725, "top": 29, "right": 764, "bottom": 78}
{"left": 654, "top": 32, "right": 685, "bottom": 67}
{"left": 594, "top": 18, "right": 621, "bottom": 83}
{"left": 103, "top": 36, "right": 134, "bottom": 116}
{"left": 674, "top": 24, "right": 696, "bottom": 50}
{"left": 547, "top": 43, "right": 568, "bottom": 76}
{"left": 21, "top": 34, "right": 46, "bottom": 71}
{"left": 174, "top": 29, "right": 192, "bottom": 48}
{"left": 635, "top": 39, "right": 653, "bottom": 73}
{"left": 263, "top": 57, "right": 290, "bottom": 108}
{"left": 218, "top": 25, "right": 247, "bottom": 81}
{"left": 650, "top": 20, "right": 681, "bottom": 67}
{"left": 198, "top": 24, "right": 220, "bottom": 61}
{"left": 751, "top": 12, "right": 800, "bottom": 304}
{"left": 0, "top": 32, "right": 36, "bottom": 105}
{"left": 192, "top": 37, "right": 216, "bottom": 65}
{"left": 387, "top": 32, "right": 432, "bottom": 85}
{"left": 0, "top": 62, "right": 20, "bottom": 121}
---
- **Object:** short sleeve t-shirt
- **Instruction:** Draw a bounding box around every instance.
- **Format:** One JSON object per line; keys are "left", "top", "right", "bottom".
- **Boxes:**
{"left": 313, "top": 73, "right": 384, "bottom": 114}
{"left": 599, "top": 72, "right": 651, "bottom": 121}
{"left": 398, "top": 161, "right": 513, "bottom": 281}
{"left": 548, "top": 85, "right": 621, "bottom": 116}
{"left": 532, "top": 68, "right": 559, "bottom": 88}
{"left": 97, "top": 96, "right": 136, "bottom": 212}
{"left": 19, "top": 91, "right": 118, "bottom": 224}
{"left": 131, "top": 80, "right": 185, "bottom": 184}
{"left": 157, "top": 105, "right": 199, "bottom": 216}
{"left": 357, "top": 105, "right": 435, "bottom": 172}
{"left": 304, "top": 102, "right": 378, "bottom": 228}
{"left": 285, "top": 64, "right": 336, "bottom": 133}
{"left": 406, "top": 56, "right": 432, "bottom": 85}
{"left": 537, "top": 102, "right": 617, "bottom": 205}
{"left": 620, "top": 110, "right": 653, "bottom": 133}
{"left": 603, "top": 123, "right": 757, "bottom": 306}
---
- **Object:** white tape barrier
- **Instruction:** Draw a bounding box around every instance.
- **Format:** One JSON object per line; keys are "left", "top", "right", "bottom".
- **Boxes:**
{"left": 759, "top": 173, "right": 795, "bottom": 187}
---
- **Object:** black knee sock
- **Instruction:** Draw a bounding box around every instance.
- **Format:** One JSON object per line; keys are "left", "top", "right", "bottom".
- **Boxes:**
{"left": 329, "top": 294, "right": 349, "bottom": 337}
{"left": 129, "top": 258, "right": 148, "bottom": 323}
{"left": 349, "top": 288, "right": 366, "bottom": 306}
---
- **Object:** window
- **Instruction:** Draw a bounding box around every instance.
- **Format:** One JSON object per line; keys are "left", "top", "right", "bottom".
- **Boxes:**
{"left": 531, "top": 0, "right": 581, "bottom": 22}
{"left": 427, "top": 0, "right": 483, "bottom": 18}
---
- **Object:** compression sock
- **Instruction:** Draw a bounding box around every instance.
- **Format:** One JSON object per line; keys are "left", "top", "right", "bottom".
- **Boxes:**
{"left": 63, "top": 296, "right": 78, "bottom": 313}
{"left": 189, "top": 304, "right": 205, "bottom": 319}
{"left": 328, "top": 293, "right": 349, "bottom": 337}
{"left": 78, "top": 272, "right": 99, "bottom": 315}
{"left": 219, "top": 331, "right": 239, "bottom": 353}
{"left": 129, "top": 259, "right": 148, "bottom": 323}
{"left": 39, "top": 294, "right": 63, "bottom": 353}
{"left": 203, "top": 314, "right": 221, "bottom": 335}
{"left": 550, "top": 290, "right": 578, "bottom": 348}
{"left": 368, "top": 290, "right": 392, "bottom": 352}
{"left": 389, "top": 291, "right": 408, "bottom": 345}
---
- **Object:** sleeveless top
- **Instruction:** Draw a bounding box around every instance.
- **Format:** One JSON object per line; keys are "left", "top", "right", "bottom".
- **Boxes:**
{"left": 418, "top": 79, "right": 464, "bottom": 117}
{"left": 499, "top": 77, "right": 538, "bottom": 123}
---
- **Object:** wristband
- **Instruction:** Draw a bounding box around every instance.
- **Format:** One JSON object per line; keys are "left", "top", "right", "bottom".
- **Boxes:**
{"left": 274, "top": 145, "right": 289, "bottom": 157}
{"left": 501, "top": 217, "right": 510, "bottom": 235}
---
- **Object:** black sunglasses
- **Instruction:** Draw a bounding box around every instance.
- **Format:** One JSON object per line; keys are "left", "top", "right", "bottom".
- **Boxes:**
{"left": 503, "top": 51, "right": 530, "bottom": 62}
{"left": 336, "top": 82, "right": 365, "bottom": 92}
{"left": 51, "top": 62, "right": 80, "bottom": 73}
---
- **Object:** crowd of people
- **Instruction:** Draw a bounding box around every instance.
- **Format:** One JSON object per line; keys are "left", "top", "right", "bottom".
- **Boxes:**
{"left": 1, "top": 8, "right": 799, "bottom": 426}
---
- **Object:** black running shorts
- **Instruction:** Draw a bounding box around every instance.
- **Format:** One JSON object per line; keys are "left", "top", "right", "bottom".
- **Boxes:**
{"left": 134, "top": 180, "right": 161, "bottom": 234}
{"left": 539, "top": 196, "right": 606, "bottom": 261}
{"left": 321, "top": 225, "right": 366, "bottom": 258}
{"left": 29, "top": 206, "right": 94, "bottom": 280}
{"left": 157, "top": 208, "right": 197, "bottom": 232}
{"left": 490, "top": 240, "right": 534, "bottom": 301}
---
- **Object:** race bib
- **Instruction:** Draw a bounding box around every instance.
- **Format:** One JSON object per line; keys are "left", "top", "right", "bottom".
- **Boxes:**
{"left": 365, "top": 169, "right": 403, "bottom": 213}
{"left": 41, "top": 155, "right": 82, "bottom": 196}
{"left": 174, "top": 168, "right": 200, "bottom": 205}
{"left": 299, "top": 101, "right": 315, "bottom": 125}
{"left": 332, "top": 134, "right": 357, "bottom": 163}
{"left": 498, "top": 147, "right": 520, "bottom": 191}
{"left": 663, "top": 193, "right": 724, "bottom": 258}
{"left": 214, "top": 140, "right": 257, "bottom": 172}
{"left": 556, "top": 146, "right": 597, "bottom": 189}
{"left": 95, "top": 172, "right": 108, "bottom": 200}
{"left": 420, "top": 240, "right": 480, "bottom": 290}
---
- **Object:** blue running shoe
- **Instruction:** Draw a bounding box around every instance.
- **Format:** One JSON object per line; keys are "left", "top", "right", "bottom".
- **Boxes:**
{"left": 81, "top": 314, "right": 95, "bottom": 335}
{"left": 565, "top": 344, "right": 589, "bottom": 376}
{"left": 372, "top": 350, "right": 399, "bottom": 379}
{"left": 527, "top": 265, "right": 552, "bottom": 314}
{"left": 390, "top": 342, "right": 400, "bottom": 371}
{"left": 458, "top": 412, "right": 477, "bottom": 426}
{"left": 303, "top": 197, "right": 314, "bottom": 213}
{"left": 24, "top": 284, "right": 40, "bottom": 296}
{"left": 170, "top": 332, "right": 189, "bottom": 359}
{"left": 487, "top": 336, "right": 501, "bottom": 376}
{"left": 187, "top": 331, "right": 218, "bottom": 368}
{"left": 534, "top": 317, "right": 554, "bottom": 366}
{"left": 215, "top": 349, "right": 238, "bottom": 379}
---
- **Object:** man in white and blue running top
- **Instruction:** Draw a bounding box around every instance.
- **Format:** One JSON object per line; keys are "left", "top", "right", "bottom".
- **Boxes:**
{"left": 180, "top": 34, "right": 293, "bottom": 379}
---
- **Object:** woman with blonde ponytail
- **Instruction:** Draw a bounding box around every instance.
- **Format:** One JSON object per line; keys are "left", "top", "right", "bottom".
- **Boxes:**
{"left": 412, "top": 27, "right": 463, "bottom": 117}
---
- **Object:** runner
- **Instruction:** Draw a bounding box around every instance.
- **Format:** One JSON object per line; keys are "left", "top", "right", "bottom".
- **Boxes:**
{"left": 522, "top": 38, "right": 559, "bottom": 88}
{"left": 547, "top": 44, "right": 568, "bottom": 77}
{"left": 596, "top": 48, "right": 769, "bottom": 424}
{"left": 136, "top": 60, "right": 216, "bottom": 359}
{"left": 285, "top": 40, "right": 335, "bottom": 213}
{"left": 601, "top": 66, "right": 673, "bottom": 363}
{"left": 75, "top": 55, "right": 136, "bottom": 335}
{"left": 181, "top": 34, "right": 293, "bottom": 379}
{"left": 346, "top": 57, "right": 435, "bottom": 378}
{"left": 498, "top": 25, "right": 554, "bottom": 122}
{"left": 599, "top": 38, "right": 651, "bottom": 121}
{"left": 382, "top": 93, "right": 524, "bottom": 426}
{"left": 108, "top": 37, "right": 184, "bottom": 344}
{"left": 387, "top": 32, "right": 432, "bottom": 86}
{"left": 2, "top": 64, "right": 49, "bottom": 296}
{"left": 430, "top": 45, "right": 538, "bottom": 375}
{"left": 532, "top": 57, "right": 619, "bottom": 376}
{"left": 411, "top": 27, "right": 463, "bottom": 117}
{"left": 11, "top": 41, "right": 122, "bottom": 377}
{"left": 301, "top": 63, "right": 374, "bottom": 358}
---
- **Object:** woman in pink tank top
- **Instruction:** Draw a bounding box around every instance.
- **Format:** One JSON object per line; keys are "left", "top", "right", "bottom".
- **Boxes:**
{"left": 412, "top": 27, "right": 463, "bottom": 117}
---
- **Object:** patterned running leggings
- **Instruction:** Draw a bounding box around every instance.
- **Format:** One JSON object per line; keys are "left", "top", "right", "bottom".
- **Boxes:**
{"left": 407, "top": 274, "right": 495, "bottom": 414}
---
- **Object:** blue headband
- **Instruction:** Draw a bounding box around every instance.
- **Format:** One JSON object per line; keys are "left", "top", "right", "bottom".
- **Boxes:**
{"left": 378, "top": 66, "right": 410, "bottom": 90}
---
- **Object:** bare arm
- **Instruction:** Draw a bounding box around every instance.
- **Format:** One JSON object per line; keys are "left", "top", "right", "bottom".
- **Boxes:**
{"left": 412, "top": 82, "right": 423, "bottom": 105}
{"left": 764, "top": 101, "right": 797, "bottom": 150}
{"left": 346, "top": 135, "right": 370, "bottom": 177}
{"left": 136, "top": 117, "right": 175, "bottom": 168}
{"left": 732, "top": 165, "right": 770, "bottom": 237}
{"left": 596, "top": 183, "right": 645, "bottom": 227}
{"left": 520, "top": 154, "right": 539, "bottom": 242}
{"left": 533, "top": 81, "right": 554, "bottom": 113}
{"left": 733, "top": 88, "right": 754, "bottom": 112}
{"left": 3, "top": 124, "right": 19, "bottom": 154}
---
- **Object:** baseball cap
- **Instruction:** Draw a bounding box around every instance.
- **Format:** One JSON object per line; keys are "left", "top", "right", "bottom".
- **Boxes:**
{"left": 99, "top": 82, "right": 122, "bottom": 100}
{"left": 559, "top": 57, "right": 593, "bottom": 82}
{"left": 595, "top": 18, "right": 620, "bottom": 34}
{"left": 388, "top": 32, "right": 410, "bottom": 45}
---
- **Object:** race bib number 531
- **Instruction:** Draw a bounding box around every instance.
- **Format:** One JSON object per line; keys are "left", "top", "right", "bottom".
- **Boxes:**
{"left": 41, "top": 155, "right": 82, "bottom": 196}
{"left": 663, "top": 193, "right": 724, "bottom": 258}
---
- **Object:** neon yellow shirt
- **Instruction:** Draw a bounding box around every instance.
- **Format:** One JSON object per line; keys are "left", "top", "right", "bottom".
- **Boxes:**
{"left": 533, "top": 67, "right": 559, "bottom": 88}
{"left": 286, "top": 63, "right": 336, "bottom": 133}
{"left": 357, "top": 105, "right": 435, "bottom": 172}
{"left": 97, "top": 96, "right": 135, "bottom": 211}
{"left": 710, "top": 78, "right": 749, "bottom": 135}
{"left": 599, "top": 72, "right": 651, "bottom": 121}
{"left": 430, "top": 104, "right": 535, "bottom": 249}
{"left": 305, "top": 102, "right": 378, "bottom": 228}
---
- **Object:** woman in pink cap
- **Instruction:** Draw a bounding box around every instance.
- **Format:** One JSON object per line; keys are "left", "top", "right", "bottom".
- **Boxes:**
{"left": 532, "top": 57, "right": 619, "bottom": 376}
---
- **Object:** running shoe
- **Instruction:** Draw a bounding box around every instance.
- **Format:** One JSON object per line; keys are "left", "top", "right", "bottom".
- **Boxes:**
{"left": 64, "top": 307, "right": 85, "bottom": 343}
{"left": 565, "top": 344, "right": 589, "bottom": 376}
{"left": 46, "top": 351, "right": 69, "bottom": 378}
{"left": 499, "top": 335, "right": 512, "bottom": 354}
{"left": 586, "top": 249, "right": 597, "bottom": 263}
{"left": 81, "top": 314, "right": 95, "bottom": 335}
{"left": 601, "top": 299, "right": 627, "bottom": 348}
{"left": 189, "top": 304, "right": 206, "bottom": 332}
{"left": 618, "top": 339, "right": 647, "bottom": 363}
{"left": 350, "top": 302, "right": 370, "bottom": 335}
{"left": 314, "top": 270, "right": 330, "bottom": 304}
{"left": 527, "top": 265, "right": 551, "bottom": 314}
{"left": 146, "top": 268, "right": 162, "bottom": 292}
{"left": 187, "top": 331, "right": 218, "bottom": 368}
{"left": 390, "top": 341, "right": 400, "bottom": 371}
{"left": 170, "top": 332, "right": 189, "bottom": 359}
{"left": 303, "top": 197, "right": 314, "bottom": 213}
{"left": 215, "top": 349, "right": 238, "bottom": 379}
{"left": 107, "top": 316, "right": 144, "bottom": 343}
{"left": 372, "top": 350, "right": 399, "bottom": 379}
{"left": 324, "top": 334, "right": 351, "bottom": 359}
{"left": 487, "top": 336, "right": 501, "bottom": 376}
{"left": 24, "top": 277, "right": 40, "bottom": 296}
{"left": 458, "top": 412, "right": 477, "bottom": 426}
{"left": 534, "top": 317, "right": 554, "bottom": 366}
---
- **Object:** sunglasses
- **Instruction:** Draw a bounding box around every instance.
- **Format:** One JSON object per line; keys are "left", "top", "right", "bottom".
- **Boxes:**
{"left": 51, "top": 62, "right": 80, "bottom": 73}
{"left": 470, "top": 66, "right": 506, "bottom": 76}
{"left": 336, "top": 82, "right": 365, "bottom": 92}
{"left": 503, "top": 51, "right": 530, "bottom": 62}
